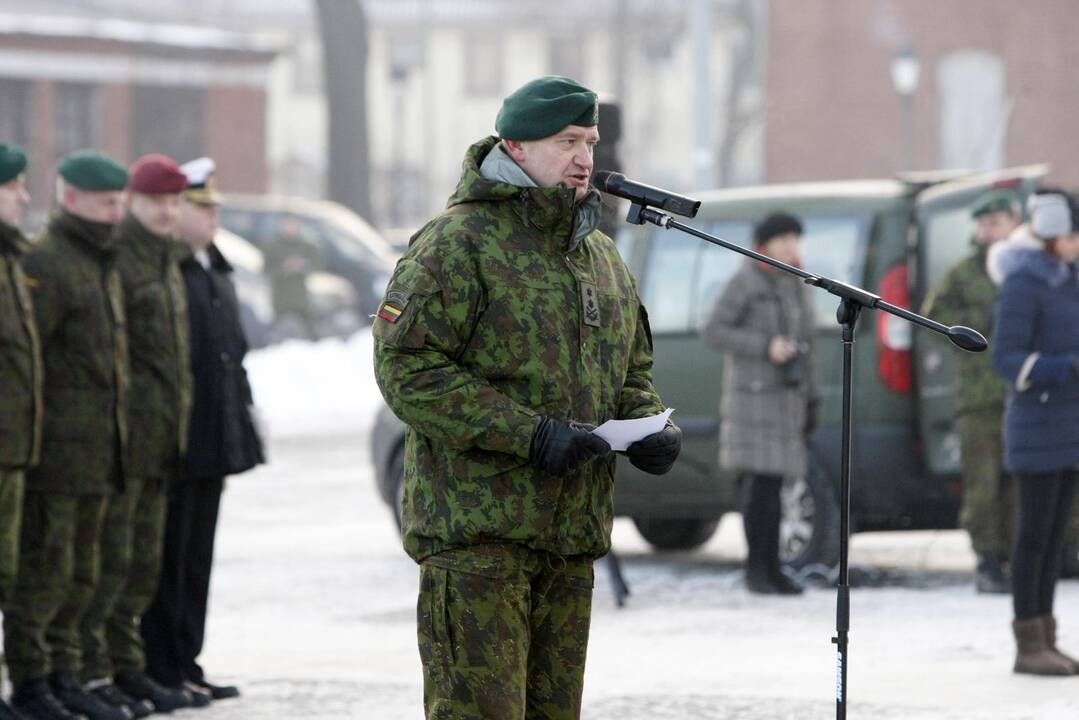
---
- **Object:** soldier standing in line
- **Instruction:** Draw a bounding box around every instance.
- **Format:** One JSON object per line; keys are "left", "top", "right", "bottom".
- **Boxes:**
{"left": 4, "top": 151, "right": 130, "bottom": 720}
{"left": 922, "top": 190, "right": 1019, "bottom": 594}
{"left": 140, "top": 157, "right": 260, "bottom": 701}
{"left": 373, "top": 76, "right": 681, "bottom": 719}
{"left": 0, "top": 143, "right": 43, "bottom": 720}
{"left": 79, "top": 154, "right": 203, "bottom": 717}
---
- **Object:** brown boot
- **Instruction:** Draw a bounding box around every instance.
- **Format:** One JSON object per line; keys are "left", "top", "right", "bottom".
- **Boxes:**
{"left": 1041, "top": 616, "right": 1079, "bottom": 674}
{"left": 1013, "top": 618, "right": 1075, "bottom": 675}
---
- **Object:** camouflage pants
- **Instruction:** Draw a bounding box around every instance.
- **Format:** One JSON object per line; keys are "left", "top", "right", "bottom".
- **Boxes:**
{"left": 957, "top": 411, "right": 1015, "bottom": 560}
{"left": 0, "top": 469, "right": 25, "bottom": 608}
{"left": 418, "top": 545, "right": 594, "bottom": 720}
{"left": 2, "top": 491, "right": 107, "bottom": 686}
{"left": 80, "top": 474, "right": 169, "bottom": 681}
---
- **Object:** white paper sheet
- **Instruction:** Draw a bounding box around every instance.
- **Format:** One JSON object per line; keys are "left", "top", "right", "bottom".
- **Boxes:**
{"left": 592, "top": 408, "right": 675, "bottom": 452}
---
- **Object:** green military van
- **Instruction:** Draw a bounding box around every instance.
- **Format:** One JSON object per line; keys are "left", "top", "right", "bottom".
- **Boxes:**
{"left": 369, "top": 164, "right": 1045, "bottom": 568}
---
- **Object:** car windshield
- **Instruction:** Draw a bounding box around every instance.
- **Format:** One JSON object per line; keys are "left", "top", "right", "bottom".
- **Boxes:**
{"left": 319, "top": 205, "right": 398, "bottom": 268}
{"left": 640, "top": 214, "right": 868, "bottom": 333}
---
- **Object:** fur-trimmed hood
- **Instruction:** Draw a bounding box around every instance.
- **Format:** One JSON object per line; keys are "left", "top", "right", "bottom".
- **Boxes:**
{"left": 987, "top": 223, "right": 1075, "bottom": 288}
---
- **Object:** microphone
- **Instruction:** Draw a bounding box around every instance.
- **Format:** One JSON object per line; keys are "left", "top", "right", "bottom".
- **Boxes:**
{"left": 592, "top": 171, "right": 701, "bottom": 218}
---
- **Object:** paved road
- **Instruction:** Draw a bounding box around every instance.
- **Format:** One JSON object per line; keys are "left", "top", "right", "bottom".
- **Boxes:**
{"left": 183, "top": 434, "right": 1079, "bottom": 719}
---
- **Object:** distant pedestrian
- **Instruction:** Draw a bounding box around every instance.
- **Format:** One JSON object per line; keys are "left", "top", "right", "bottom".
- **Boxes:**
{"left": 990, "top": 189, "right": 1079, "bottom": 676}
{"left": 922, "top": 190, "right": 1019, "bottom": 594}
{"left": 140, "top": 157, "right": 262, "bottom": 701}
{"left": 0, "top": 143, "right": 43, "bottom": 720}
{"left": 5, "top": 150, "right": 131, "bottom": 720}
{"left": 703, "top": 212, "right": 818, "bottom": 595}
{"left": 82, "top": 153, "right": 200, "bottom": 717}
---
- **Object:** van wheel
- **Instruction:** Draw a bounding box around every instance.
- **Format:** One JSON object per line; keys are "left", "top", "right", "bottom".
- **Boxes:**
{"left": 389, "top": 448, "right": 405, "bottom": 533}
{"left": 779, "top": 455, "right": 840, "bottom": 570}
{"left": 633, "top": 517, "right": 720, "bottom": 552}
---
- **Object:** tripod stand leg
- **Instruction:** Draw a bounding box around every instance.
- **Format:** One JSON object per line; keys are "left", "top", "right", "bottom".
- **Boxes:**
{"left": 605, "top": 550, "right": 631, "bottom": 607}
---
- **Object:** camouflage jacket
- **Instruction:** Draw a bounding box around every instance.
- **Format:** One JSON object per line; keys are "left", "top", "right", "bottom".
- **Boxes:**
{"left": 0, "top": 221, "right": 43, "bottom": 469}
{"left": 115, "top": 213, "right": 193, "bottom": 479}
{"left": 922, "top": 246, "right": 1005, "bottom": 415}
{"left": 373, "top": 136, "right": 666, "bottom": 563}
{"left": 23, "top": 210, "right": 129, "bottom": 494}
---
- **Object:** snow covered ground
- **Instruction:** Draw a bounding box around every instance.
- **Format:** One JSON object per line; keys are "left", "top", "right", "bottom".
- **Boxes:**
{"left": 168, "top": 330, "right": 1079, "bottom": 717}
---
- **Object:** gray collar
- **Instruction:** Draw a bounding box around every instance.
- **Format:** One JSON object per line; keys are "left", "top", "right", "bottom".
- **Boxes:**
{"left": 479, "top": 144, "right": 537, "bottom": 188}
{"left": 480, "top": 143, "right": 601, "bottom": 251}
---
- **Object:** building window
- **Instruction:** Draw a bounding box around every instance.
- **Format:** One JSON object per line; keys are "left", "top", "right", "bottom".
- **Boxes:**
{"left": 0, "top": 79, "right": 32, "bottom": 150}
{"left": 130, "top": 85, "right": 206, "bottom": 162}
{"left": 464, "top": 37, "right": 502, "bottom": 97}
{"left": 54, "top": 82, "right": 101, "bottom": 163}
{"left": 937, "top": 50, "right": 1008, "bottom": 171}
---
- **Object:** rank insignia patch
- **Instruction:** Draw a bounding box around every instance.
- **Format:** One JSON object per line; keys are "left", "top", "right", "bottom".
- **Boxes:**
{"left": 580, "top": 282, "right": 600, "bottom": 327}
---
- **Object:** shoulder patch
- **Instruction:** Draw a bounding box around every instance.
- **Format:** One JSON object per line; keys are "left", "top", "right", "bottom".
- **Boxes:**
{"left": 23, "top": 276, "right": 38, "bottom": 288}
{"left": 377, "top": 290, "right": 411, "bottom": 323}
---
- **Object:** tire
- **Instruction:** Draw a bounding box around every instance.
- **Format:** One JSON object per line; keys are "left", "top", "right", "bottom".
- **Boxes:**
{"left": 634, "top": 517, "right": 720, "bottom": 552}
{"left": 388, "top": 448, "right": 405, "bottom": 532}
{"left": 778, "top": 454, "right": 840, "bottom": 570}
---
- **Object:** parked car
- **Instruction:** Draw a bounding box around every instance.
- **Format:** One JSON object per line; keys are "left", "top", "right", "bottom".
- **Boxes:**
{"left": 369, "top": 164, "right": 1047, "bottom": 567}
{"left": 218, "top": 194, "right": 398, "bottom": 323}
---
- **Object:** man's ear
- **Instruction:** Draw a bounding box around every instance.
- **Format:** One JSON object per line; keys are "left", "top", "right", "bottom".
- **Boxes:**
{"left": 502, "top": 139, "right": 527, "bottom": 163}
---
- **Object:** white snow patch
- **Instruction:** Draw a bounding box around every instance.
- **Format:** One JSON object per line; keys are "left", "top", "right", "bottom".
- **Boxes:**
{"left": 245, "top": 328, "right": 381, "bottom": 440}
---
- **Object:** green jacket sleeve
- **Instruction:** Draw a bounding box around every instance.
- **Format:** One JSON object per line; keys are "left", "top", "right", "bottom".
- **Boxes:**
{"left": 617, "top": 301, "right": 666, "bottom": 420}
{"left": 372, "top": 257, "right": 540, "bottom": 458}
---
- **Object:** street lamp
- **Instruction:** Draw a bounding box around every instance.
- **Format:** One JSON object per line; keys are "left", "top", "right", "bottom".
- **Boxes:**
{"left": 890, "top": 45, "right": 920, "bottom": 172}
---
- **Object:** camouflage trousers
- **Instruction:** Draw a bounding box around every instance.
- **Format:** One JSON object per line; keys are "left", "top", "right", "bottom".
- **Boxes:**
{"left": 0, "top": 469, "right": 25, "bottom": 608}
{"left": 80, "top": 474, "right": 169, "bottom": 682}
{"left": 418, "top": 544, "right": 595, "bottom": 720}
{"left": 2, "top": 491, "right": 107, "bottom": 686}
{"left": 957, "top": 411, "right": 1015, "bottom": 560}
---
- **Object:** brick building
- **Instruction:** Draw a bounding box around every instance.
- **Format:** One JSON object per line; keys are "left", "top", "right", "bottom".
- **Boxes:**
{"left": 765, "top": 0, "right": 1079, "bottom": 187}
{"left": 0, "top": 13, "right": 278, "bottom": 223}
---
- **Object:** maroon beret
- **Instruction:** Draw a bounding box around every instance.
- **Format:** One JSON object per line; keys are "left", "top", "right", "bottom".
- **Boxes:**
{"left": 127, "top": 153, "right": 187, "bottom": 195}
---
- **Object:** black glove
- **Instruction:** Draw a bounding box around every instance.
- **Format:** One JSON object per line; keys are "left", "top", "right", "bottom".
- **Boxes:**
{"left": 626, "top": 424, "right": 682, "bottom": 475}
{"left": 529, "top": 416, "right": 611, "bottom": 475}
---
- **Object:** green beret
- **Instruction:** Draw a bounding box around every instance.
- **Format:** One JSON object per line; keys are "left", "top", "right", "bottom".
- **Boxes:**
{"left": 971, "top": 189, "right": 1019, "bottom": 218}
{"left": 0, "top": 143, "right": 28, "bottom": 185}
{"left": 57, "top": 149, "right": 128, "bottom": 191}
{"left": 496, "top": 75, "right": 599, "bottom": 141}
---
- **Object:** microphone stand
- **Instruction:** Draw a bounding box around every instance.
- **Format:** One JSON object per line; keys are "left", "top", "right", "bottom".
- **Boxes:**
{"left": 622, "top": 202, "right": 986, "bottom": 720}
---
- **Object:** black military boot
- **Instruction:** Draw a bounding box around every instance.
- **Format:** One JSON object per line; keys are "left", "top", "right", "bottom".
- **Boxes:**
{"left": 112, "top": 673, "right": 190, "bottom": 714}
{"left": 48, "top": 673, "right": 132, "bottom": 720}
{"left": 84, "top": 683, "right": 153, "bottom": 720}
{"left": 0, "top": 697, "right": 27, "bottom": 720}
{"left": 10, "top": 678, "right": 88, "bottom": 720}
{"left": 975, "top": 554, "right": 1009, "bottom": 594}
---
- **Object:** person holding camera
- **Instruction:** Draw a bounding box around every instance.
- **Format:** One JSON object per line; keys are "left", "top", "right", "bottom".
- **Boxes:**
{"left": 703, "top": 212, "right": 818, "bottom": 595}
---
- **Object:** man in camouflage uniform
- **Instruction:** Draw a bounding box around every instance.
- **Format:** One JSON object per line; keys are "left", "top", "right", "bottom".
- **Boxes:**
{"left": 5, "top": 151, "right": 131, "bottom": 720}
{"left": 373, "top": 76, "right": 682, "bottom": 720}
{"left": 0, "top": 143, "right": 43, "bottom": 720}
{"left": 922, "top": 190, "right": 1019, "bottom": 594}
{"left": 79, "top": 155, "right": 200, "bottom": 717}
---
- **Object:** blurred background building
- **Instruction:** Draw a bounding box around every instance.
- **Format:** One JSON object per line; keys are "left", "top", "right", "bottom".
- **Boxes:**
{"left": 0, "top": 0, "right": 1077, "bottom": 230}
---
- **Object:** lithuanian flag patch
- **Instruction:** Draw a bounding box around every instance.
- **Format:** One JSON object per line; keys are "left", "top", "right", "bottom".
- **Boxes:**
{"left": 377, "top": 290, "right": 410, "bottom": 323}
{"left": 378, "top": 303, "right": 403, "bottom": 323}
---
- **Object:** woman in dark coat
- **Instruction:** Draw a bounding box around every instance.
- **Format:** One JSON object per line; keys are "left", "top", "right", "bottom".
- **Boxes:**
{"left": 703, "top": 212, "right": 818, "bottom": 594}
{"left": 990, "top": 190, "right": 1079, "bottom": 676}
